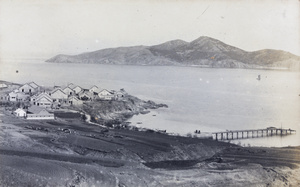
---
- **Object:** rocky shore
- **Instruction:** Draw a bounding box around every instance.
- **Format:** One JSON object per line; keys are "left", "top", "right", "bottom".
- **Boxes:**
{"left": 69, "top": 94, "right": 168, "bottom": 127}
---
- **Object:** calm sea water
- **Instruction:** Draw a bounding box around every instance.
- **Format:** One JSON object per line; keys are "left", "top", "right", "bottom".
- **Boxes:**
{"left": 1, "top": 60, "right": 299, "bottom": 147}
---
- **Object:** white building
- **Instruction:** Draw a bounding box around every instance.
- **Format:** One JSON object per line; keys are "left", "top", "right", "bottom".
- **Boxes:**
{"left": 67, "top": 96, "right": 83, "bottom": 105}
{"left": 0, "top": 83, "right": 8, "bottom": 89}
{"left": 27, "top": 105, "right": 54, "bottom": 120}
{"left": 98, "top": 89, "right": 114, "bottom": 100}
{"left": 14, "top": 108, "right": 27, "bottom": 117}
{"left": 50, "top": 88, "right": 68, "bottom": 101}
{"left": 32, "top": 92, "right": 53, "bottom": 108}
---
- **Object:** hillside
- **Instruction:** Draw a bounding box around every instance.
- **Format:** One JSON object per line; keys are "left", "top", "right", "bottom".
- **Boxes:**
{"left": 46, "top": 36, "right": 300, "bottom": 70}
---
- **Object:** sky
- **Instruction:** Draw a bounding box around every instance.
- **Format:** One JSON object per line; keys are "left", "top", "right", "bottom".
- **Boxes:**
{"left": 0, "top": 0, "right": 299, "bottom": 61}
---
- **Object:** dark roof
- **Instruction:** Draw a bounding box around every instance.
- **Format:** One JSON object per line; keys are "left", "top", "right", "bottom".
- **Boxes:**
{"left": 27, "top": 105, "right": 46, "bottom": 114}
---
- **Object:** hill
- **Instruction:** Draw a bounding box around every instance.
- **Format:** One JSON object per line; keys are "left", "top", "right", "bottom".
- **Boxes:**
{"left": 46, "top": 36, "right": 300, "bottom": 70}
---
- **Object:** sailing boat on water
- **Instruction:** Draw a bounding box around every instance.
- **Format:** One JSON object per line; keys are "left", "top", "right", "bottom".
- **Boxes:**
{"left": 256, "top": 74, "right": 261, "bottom": 81}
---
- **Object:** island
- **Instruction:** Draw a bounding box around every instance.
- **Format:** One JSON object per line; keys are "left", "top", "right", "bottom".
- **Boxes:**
{"left": 46, "top": 36, "right": 300, "bottom": 71}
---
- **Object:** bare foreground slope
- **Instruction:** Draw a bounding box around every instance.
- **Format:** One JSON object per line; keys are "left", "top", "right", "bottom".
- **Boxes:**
{"left": 1, "top": 107, "right": 300, "bottom": 186}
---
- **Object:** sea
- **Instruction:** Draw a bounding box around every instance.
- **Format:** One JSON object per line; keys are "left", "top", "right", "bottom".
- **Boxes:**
{"left": 1, "top": 59, "right": 299, "bottom": 147}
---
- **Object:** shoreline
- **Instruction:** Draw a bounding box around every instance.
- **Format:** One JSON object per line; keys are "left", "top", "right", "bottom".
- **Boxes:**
{"left": 1, "top": 107, "right": 300, "bottom": 186}
{"left": 45, "top": 61, "right": 297, "bottom": 72}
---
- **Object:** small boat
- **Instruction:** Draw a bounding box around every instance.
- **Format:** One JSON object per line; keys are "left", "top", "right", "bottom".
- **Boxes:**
{"left": 256, "top": 75, "right": 261, "bottom": 81}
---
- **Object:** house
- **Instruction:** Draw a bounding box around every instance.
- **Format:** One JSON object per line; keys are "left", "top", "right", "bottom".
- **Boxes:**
{"left": 30, "top": 95, "right": 37, "bottom": 103}
{"left": 63, "top": 86, "right": 75, "bottom": 96}
{"left": 72, "top": 85, "right": 82, "bottom": 94}
{"left": 50, "top": 88, "right": 68, "bottom": 102}
{"left": 89, "top": 85, "right": 98, "bottom": 93}
{"left": 27, "top": 105, "right": 54, "bottom": 120}
{"left": 67, "top": 83, "right": 75, "bottom": 88}
{"left": 0, "top": 93, "right": 9, "bottom": 101}
{"left": 15, "top": 93, "right": 29, "bottom": 102}
{"left": 14, "top": 108, "right": 27, "bottom": 117}
{"left": 28, "top": 82, "right": 40, "bottom": 90}
{"left": 67, "top": 96, "right": 83, "bottom": 105}
{"left": 8, "top": 92, "right": 18, "bottom": 101}
{"left": 78, "top": 90, "right": 93, "bottom": 101}
{"left": 8, "top": 90, "right": 29, "bottom": 102}
{"left": 98, "top": 89, "right": 114, "bottom": 100}
{"left": 114, "top": 89, "right": 128, "bottom": 100}
{"left": 32, "top": 92, "right": 53, "bottom": 108}
{"left": 18, "top": 83, "right": 37, "bottom": 94}
{"left": 0, "top": 83, "right": 8, "bottom": 89}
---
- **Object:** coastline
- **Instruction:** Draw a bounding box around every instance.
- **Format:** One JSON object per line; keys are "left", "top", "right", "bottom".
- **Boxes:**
{"left": 1, "top": 107, "right": 300, "bottom": 186}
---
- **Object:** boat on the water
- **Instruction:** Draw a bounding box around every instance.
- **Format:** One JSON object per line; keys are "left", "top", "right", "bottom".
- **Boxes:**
{"left": 256, "top": 75, "right": 261, "bottom": 81}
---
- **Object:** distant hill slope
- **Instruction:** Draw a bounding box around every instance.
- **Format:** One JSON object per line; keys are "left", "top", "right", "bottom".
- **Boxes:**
{"left": 46, "top": 36, "right": 300, "bottom": 70}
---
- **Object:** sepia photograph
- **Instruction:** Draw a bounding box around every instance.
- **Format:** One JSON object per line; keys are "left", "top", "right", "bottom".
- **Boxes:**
{"left": 0, "top": 0, "right": 299, "bottom": 186}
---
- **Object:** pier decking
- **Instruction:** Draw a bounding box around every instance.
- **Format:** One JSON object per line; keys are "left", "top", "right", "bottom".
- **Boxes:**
{"left": 212, "top": 128, "right": 296, "bottom": 140}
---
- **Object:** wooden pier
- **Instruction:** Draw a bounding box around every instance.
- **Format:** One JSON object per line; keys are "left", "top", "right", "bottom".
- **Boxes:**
{"left": 212, "top": 127, "right": 296, "bottom": 141}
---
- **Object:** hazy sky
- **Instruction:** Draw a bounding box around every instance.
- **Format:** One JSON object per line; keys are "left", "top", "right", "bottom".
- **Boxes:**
{"left": 0, "top": 0, "right": 299, "bottom": 60}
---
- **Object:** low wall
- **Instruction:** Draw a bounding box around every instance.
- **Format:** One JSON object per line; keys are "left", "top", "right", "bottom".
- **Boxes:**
{"left": 27, "top": 114, "right": 54, "bottom": 120}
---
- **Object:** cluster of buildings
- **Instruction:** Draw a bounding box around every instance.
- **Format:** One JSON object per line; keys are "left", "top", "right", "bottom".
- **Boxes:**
{"left": 0, "top": 81, "right": 127, "bottom": 120}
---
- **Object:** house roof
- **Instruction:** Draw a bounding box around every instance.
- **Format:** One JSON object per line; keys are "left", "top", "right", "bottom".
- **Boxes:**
{"left": 98, "top": 89, "right": 113, "bottom": 95}
{"left": 0, "top": 83, "right": 8, "bottom": 88}
{"left": 27, "top": 105, "right": 48, "bottom": 114}
{"left": 68, "top": 95, "right": 80, "bottom": 101}
{"left": 89, "top": 85, "right": 98, "bottom": 89}
{"left": 68, "top": 84, "right": 82, "bottom": 90}
{"left": 9, "top": 92, "right": 17, "bottom": 96}
{"left": 14, "top": 108, "right": 26, "bottom": 113}
{"left": 67, "top": 83, "right": 75, "bottom": 88}
{"left": 16, "top": 93, "right": 28, "bottom": 98}
{"left": 51, "top": 88, "right": 66, "bottom": 95}
{"left": 36, "top": 93, "right": 52, "bottom": 102}
{"left": 31, "top": 95, "right": 37, "bottom": 99}
{"left": 72, "top": 85, "right": 82, "bottom": 90}
{"left": 79, "top": 89, "right": 93, "bottom": 97}
{"left": 63, "top": 86, "right": 74, "bottom": 91}
{"left": 28, "top": 82, "right": 39, "bottom": 89}
{"left": 20, "top": 83, "right": 35, "bottom": 89}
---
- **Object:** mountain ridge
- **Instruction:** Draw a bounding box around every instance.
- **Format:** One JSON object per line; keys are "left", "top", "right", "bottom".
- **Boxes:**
{"left": 46, "top": 36, "right": 300, "bottom": 70}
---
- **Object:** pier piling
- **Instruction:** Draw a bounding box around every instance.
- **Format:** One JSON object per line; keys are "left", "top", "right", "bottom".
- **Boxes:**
{"left": 212, "top": 128, "right": 296, "bottom": 141}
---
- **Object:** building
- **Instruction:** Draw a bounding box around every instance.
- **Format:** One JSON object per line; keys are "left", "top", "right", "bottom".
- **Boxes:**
{"left": 89, "top": 85, "right": 98, "bottom": 93}
{"left": 63, "top": 86, "right": 75, "bottom": 96}
{"left": 14, "top": 108, "right": 27, "bottom": 117}
{"left": 32, "top": 92, "right": 53, "bottom": 108}
{"left": 67, "top": 96, "right": 83, "bottom": 105}
{"left": 8, "top": 90, "right": 29, "bottom": 102}
{"left": 15, "top": 93, "right": 29, "bottom": 102}
{"left": 72, "top": 85, "right": 82, "bottom": 94}
{"left": 8, "top": 92, "right": 18, "bottom": 101}
{"left": 0, "top": 83, "right": 8, "bottom": 89}
{"left": 28, "top": 82, "right": 40, "bottom": 90}
{"left": 98, "top": 89, "right": 114, "bottom": 100}
{"left": 78, "top": 90, "right": 93, "bottom": 101}
{"left": 27, "top": 105, "right": 54, "bottom": 120}
{"left": 50, "top": 88, "right": 68, "bottom": 102}
{"left": 0, "top": 93, "right": 9, "bottom": 101}
{"left": 114, "top": 89, "right": 128, "bottom": 100}
{"left": 18, "top": 83, "right": 37, "bottom": 94}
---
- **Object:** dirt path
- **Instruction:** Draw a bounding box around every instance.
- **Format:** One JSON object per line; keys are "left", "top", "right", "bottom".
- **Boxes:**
{"left": 0, "top": 148, "right": 124, "bottom": 167}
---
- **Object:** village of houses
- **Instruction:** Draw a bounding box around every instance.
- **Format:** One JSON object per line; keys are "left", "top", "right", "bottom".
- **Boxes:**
{"left": 0, "top": 81, "right": 127, "bottom": 120}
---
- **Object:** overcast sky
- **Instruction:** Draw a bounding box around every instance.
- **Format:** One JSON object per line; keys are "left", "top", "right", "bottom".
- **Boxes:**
{"left": 0, "top": 0, "right": 299, "bottom": 60}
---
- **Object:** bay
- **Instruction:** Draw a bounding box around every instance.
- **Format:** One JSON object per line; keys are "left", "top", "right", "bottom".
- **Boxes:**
{"left": 1, "top": 59, "right": 299, "bottom": 147}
